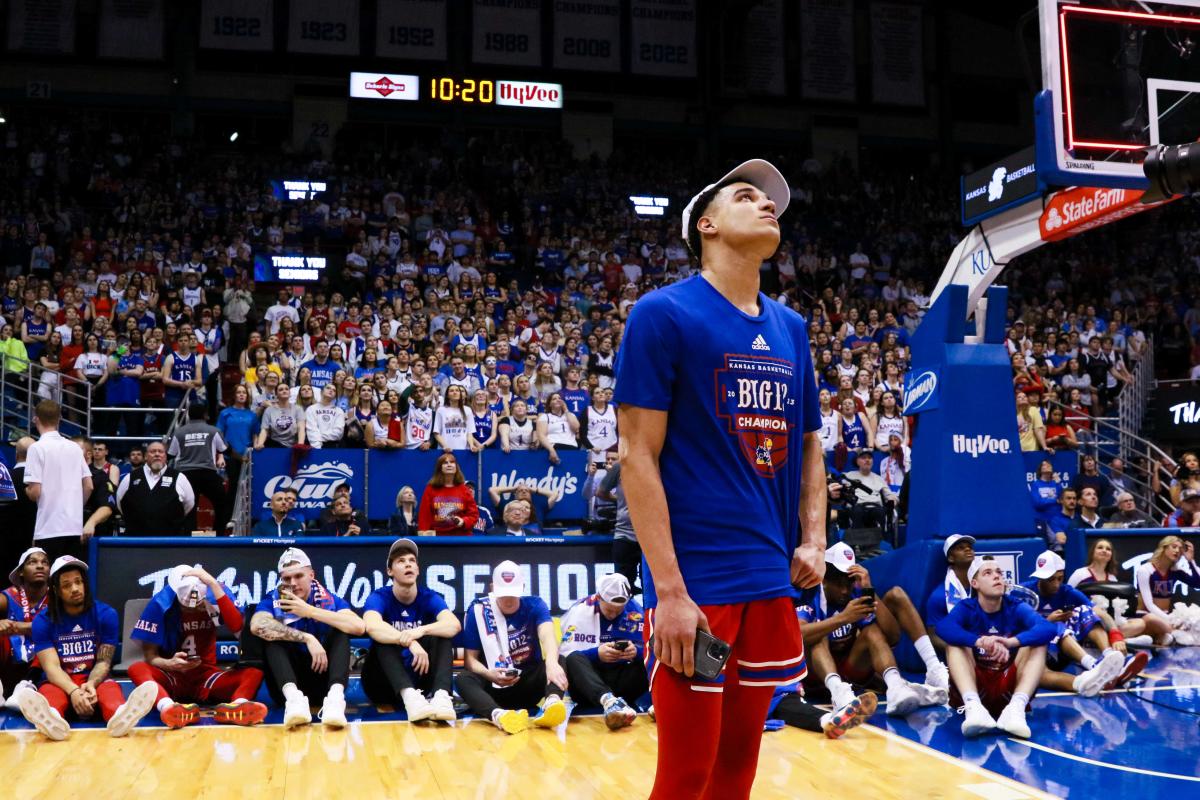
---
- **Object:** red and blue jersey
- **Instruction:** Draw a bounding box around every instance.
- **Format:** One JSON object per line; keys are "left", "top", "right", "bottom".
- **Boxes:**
{"left": 462, "top": 596, "right": 551, "bottom": 668}
{"left": 31, "top": 601, "right": 120, "bottom": 674}
{"left": 614, "top": 276, "right": 821, "bottom": 607}
{"left": 131, "top": 583, "right": 242, "bottom": 666}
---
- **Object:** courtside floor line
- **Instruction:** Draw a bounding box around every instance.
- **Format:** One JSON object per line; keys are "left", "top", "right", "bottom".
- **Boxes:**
{"left": 1008, "top": 738, "right": 1200, "bottom": 783}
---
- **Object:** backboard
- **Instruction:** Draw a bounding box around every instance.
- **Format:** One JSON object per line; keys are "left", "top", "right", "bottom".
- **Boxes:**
{"left": 1038, "top": 0, "right": 1200, "bottom": 189}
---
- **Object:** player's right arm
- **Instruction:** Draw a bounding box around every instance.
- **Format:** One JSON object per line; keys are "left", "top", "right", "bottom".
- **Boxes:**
{"left": 619, "top": 404, "right": 707, "bottom": 678}
{"left": 249, "top": 610, "right": 311, "bottom": 643}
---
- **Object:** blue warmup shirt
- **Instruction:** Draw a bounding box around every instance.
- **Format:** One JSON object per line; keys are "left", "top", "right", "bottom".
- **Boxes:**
{"left": 614, "top": 276, "right": 821, "bottom": 607}
{"left": 462, "top": 596, "right": 551, "bottom": 668}
{"left": 796, "top": 585, "right": 875, "bottom": 655}
{"left": 935, "top": 597, "right": 1056, "bottom": 668}
{"left": 364, "top": 584, "right": 451, "bottom": 671}
{"left": 257, "top": 582, "right": 351, "bottom": 646}
{"left": 925, "top": 582, "right": 971, "bottom": 632}
{"left": 561, "top": 388, "right": 590, "bottom": 416}
{"left": 1018, "top": 579, "right": 1092, "bottom": 616}
{"left": 300, "top": 358, "right": 339, "bottom": 389}
{"left": 31, "top": 601, "right": 120, "bottom": 674}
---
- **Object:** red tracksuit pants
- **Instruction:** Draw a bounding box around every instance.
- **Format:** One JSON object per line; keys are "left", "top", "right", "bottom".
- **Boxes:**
{"left": 127, "top": 662, "right": 263, "bottom": 706}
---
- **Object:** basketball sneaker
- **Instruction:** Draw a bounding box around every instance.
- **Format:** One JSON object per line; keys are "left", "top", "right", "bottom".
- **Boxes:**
{"left": 821, "top": 691, "right": 878, "bottom": 740}
{"left": 429, "top": 689, "right": 457, "bottom": 722}
{"left": 107, "top": 681, "right": 158, "bottom": 737}
{"left": 1072, "top": 650, "right": 1124, "bottom": 697}
{"left": 4, "top": 680, "right": 36, "bottom": 712}
{"left": 402, "top": 688, "right": 435, "bottom": 722}
{"left": 960, "top": 703, "right": 997, "bottom": 738}
{"left": 319, "top": 691, "right": 347, "bottom": 729}
{"left": 909, "top": 681, "right": 950, "bottom": 708}
{"left": 15, "top": 686, "right": 70, "bottom": 741}
{"left": 925, "top": 662, "right": 950, "bottom": 691}
{"left": 995, "top": 703, "right": 1031, "bottom": 739}
{"left": 283, "top": 692, "right": 312, "bottom": 729}
{"left": 1104, "top": 651, "right": 1149, "bottom": 691}
{"left": 161, "top": 702, "right": 201, "bottom": 729}
{"left": 492, "top": 708, "right": 530, "bottom": 734}
{"left": 885, "top": 681, "right": 920, "bottom": 716}
{"left": 830, "top": 682, "right": 858, "bottom": 711}
{"left": 601, "top": 695, "right": 636, "bottom": 731}
{"left": 214, "top": 700, "right": 268, "bottom": 726}
{"left": 534, "top": 696, "right": 567, "bottom": 728}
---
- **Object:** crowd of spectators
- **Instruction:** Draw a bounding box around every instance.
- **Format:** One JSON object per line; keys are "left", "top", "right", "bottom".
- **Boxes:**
{"left": 0, "top": 111, "right": 1198, "bottom": 542}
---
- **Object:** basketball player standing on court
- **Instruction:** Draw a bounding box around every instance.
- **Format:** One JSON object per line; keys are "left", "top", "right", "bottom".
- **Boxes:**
{"left": 616, "top": 160, "right": 826, "bottom": 800}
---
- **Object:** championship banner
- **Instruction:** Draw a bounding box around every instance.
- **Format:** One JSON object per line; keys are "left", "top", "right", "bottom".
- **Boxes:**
{"left": 552, "top": 0, "right": 620, "bottom": 73}
{"left": 472, "top": 0, "right": 542, "bottom": 67}
{"left": 480, "top": 449, "right": 588, "bottom": 520}
{"left": 251, "top": 449, "right": 366, "bottom": 522}
{"left": 92, "top": 536, "right": 618, "bottom": 620}
{"left": 287, "top": 0, "right": 360, "bottom": 56}
{"left": 800, "top": 0, "right": 856, "bottom": 102}
{"left": 365, "top": 449, "right": 480, "bottom": 520}
{"left": 199, "top": 0, "right": 274, "bottom": 52}
{"left": 630, "top": 0, "right": 697, "bottom": 78}
{"left": 375, "top": 0, "right": 447, "bottom": 61}
{"left": 870, "top": 2, "right": 924, "bottom": 107}
{"left": 743, "top": 0, "right": 785, "bottom": 95}
{"left": 7, "top": 0, "right": 76, "bottom": 54}
{"left": 97, "top": 0, "right": 163, "bottom": 60}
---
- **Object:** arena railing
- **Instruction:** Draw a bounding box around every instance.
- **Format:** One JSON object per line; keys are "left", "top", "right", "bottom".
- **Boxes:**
{"left": 0, "top": 351, "right": 93, "bottom": 441}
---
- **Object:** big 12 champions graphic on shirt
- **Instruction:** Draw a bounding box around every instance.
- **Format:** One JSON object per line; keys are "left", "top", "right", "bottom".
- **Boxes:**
{"left": 714, "top": 352, "right": 796, "bottom": 477}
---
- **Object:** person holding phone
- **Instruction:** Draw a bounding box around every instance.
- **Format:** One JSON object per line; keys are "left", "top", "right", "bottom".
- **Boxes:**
{"left": 559, "top": 573, "right": 647, "bottom": 731}
{"left": 616, "top": 160, "right": 826, "bottom": 800}
{"left": 456, "top": 561, "right": 569, "bottom": 734}
{"left": 127, "top": 564, "right": 268, "bottom": 729}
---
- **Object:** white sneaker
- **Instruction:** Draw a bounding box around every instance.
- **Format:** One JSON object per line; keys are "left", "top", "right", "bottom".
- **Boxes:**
{"left": 16, "top": 687, "right": 70, "bottom": 741}
{"left": 401, "top": 688, "right": 435, "bottom": 722}
{"left": 996, "top": 704, "right": 1031, "bottom": 739}
{"left": 1072, "top": 652, "right": 1124, "bottom": 698}
{"left": 925, "top": 662, "right": 950, "bottom": 691}
{"left": 283, "top": 692, "right": 312, "bottom": 729}
{"left": 319, "top": 691, "right": 347, "bottom": 729}
{"left": 960, "top": 703, "right": 997, "bottom": 738}
{"left": 830, "top": 683, "right": 858, "bottom": 711}
{"left": 106, "top": 681, "right": 157, "bottom": 737}
{"left": 4, "top": 680, "right": 35, "bottom": 712}
{"left": 885, "top": 681, "right": 921, "bottom": 716}
{"left": 1124, "top": 635, "right": 1153, "bottom": 648}
{"left": 429, "top": 689, "right": 457, "bottom": 722}
{"left": 909, "top": 681, "right": 950, "bottom": 708}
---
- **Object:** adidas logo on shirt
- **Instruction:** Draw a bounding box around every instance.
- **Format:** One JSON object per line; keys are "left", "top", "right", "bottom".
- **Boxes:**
{"left": 72, "top": 625, "right": 83, "bottom": 632}
{"left": 751, "top": 334, "right": 771, "bottom": 351}
{"left": 400, "top": 611, "right": 409, "bottom": 617}
{"left": 987, "top": 626, "right": 998, "bottom": 634}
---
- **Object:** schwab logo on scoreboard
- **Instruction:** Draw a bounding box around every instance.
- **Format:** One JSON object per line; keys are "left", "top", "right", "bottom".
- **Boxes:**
{"left": 349, "top": 71, "right": 419, "bottom": 101}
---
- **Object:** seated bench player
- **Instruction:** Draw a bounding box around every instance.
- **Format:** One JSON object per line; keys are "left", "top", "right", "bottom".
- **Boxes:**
{"left": 128, "top": 564, "right": 268, "bottom": 728}
{"left": 559, "top": 572, "right": 648, "bottom": 731}
{"left": 1020, "top": 551, "right": 1136, "bottom": 696}
{"left": 936, "top": 556, "right": 1056, "bottom": 739}
{"left": 14, "top": 556, "right": 157, "bottom": 740}
{"left": 0, "top": 548, "right": 51, "bottom": 707}
{"left": 456, "top": 560, "right": 569, "bottom": 734}
{"left": 799, "top": 544, "right": 947, "bottom": 716}
{"left": 248, "top": 547, "right": 365, "bottom": 729}
{"left": 925, "top": 534, "right": 976, "bottom": 650}
{"left": 361, "top": 538, "right": 461, "bottom": 722}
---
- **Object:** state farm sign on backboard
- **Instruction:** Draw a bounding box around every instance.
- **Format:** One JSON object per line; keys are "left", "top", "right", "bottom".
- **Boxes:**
{"left": 349, "top": 72, "right": 419, "bottom": 101}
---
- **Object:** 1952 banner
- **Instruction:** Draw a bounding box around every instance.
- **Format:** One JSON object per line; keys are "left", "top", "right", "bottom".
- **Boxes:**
{"left": 91, "top": 536, "right": 618, "bottom": 627}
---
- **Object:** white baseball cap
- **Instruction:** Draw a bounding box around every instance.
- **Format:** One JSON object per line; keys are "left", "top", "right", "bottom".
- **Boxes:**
{"left": 943, "top": 534, "right": 976, "bottom": 557}
{"left": 167, "top": 565, "right": 206, "bottom": 609}
{"left": 278, "top": 547, "right": 311, "bottom": 574}
{"left": 8, "top": 547, "right": 47, "bottom": 588}
{"left": 1030, "top": 550, "right": 1066, "bottom": 580}
{"left": 492, "top": 560, "right": 525, "bottom": 598}
{"left": 49, "top": 555, "right": 88, "bottom": 581}
{"left": 597, "top": 573, "right": 631, "bottom": 604}
{"left": 825, "top": 542, "right": 857, "bottom": 574}
{"left": 681, "top": 159, "right": 791, "bottom": 253}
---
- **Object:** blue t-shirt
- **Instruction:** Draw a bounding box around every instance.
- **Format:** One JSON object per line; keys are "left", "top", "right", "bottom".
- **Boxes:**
{"left": 31, "top": 601, "right": 120, "bottom": 674}
{"left": 935, "top": 597, "right": 1056, "bottom": 668}
{"left": 217, "top": 406, "right": 258, "bottom": 456}
{"left": 301, "top": 358, "right": 339, "bottom": 390}
{"left": 1018, "top": 579, "right": 1091, "bottom": 615}
{"left": 257, "top": 582, "right": 351, "bottom": 643}
{"left": 924, "top": 582, "right": 972, "bottom": 632}
{"left": 561, "top": 388, "right": 590, "bottom": 416}
{"left": 796, "top": 585, "right": 875, "bottom": 654}
{"left": 363, "top": 584, "right": 450, "bottom": 631}
{"left": 613, "top": 276, "right": 821, "bottom": 607}
{"left": 462, "top": 596, "right": 551, "bottom": 668}
{"left": 1029, "top": 480, "right": 1060, "bottom": 524}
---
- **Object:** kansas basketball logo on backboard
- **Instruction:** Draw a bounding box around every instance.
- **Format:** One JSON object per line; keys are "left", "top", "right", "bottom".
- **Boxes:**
{"left": 714, "top": 354, "right": 796, "bottom": 477}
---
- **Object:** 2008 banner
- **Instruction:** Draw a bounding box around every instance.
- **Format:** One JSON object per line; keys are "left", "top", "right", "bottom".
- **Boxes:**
{"left": 91, "top": 536, "right": 618, "bottom": 633}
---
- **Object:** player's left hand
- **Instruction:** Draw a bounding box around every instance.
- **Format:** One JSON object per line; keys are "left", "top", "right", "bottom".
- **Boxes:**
{"left": 546, "top": 659, "right": 569, "bottom": 691}
{"left": 409, "top": 640, "right": 429, "bottom": 675}
{"left": 847, "top": 564, "right": 871, "bottom": 588}
{"left": 1112, "top": 638, "right": 1128, "bottom": 655}
{"left": 278, "top": 591, "right": 312, "bottom": 618}
{"left": 1047, "top": 609, "right": 1072, "bottom": 623}
{"left": 791, "top": 543, "right": 825, "bottom": 589}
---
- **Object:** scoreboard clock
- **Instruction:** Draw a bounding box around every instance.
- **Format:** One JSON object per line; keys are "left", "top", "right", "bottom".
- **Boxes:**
{"left": 349, "top": 72, "right": 563, "bottom": 109}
